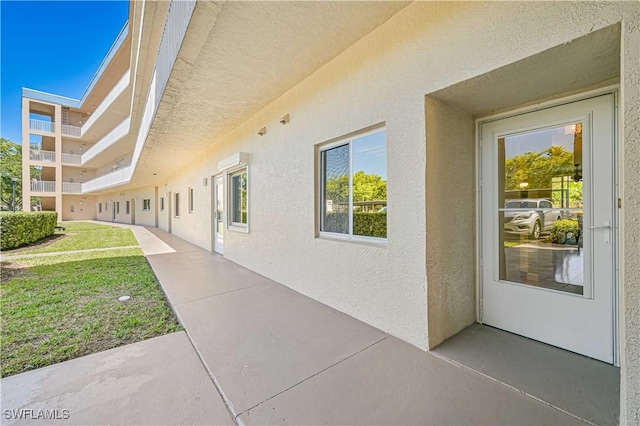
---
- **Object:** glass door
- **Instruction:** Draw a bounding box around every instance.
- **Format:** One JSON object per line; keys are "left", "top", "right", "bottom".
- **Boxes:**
{"left": 480, "top": 94, "right": 616, "bottom": 364}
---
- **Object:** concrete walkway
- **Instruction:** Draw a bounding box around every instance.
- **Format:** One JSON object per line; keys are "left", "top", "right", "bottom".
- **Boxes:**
{"left": 1, "top": 222, "right": 590, "bottom": 425}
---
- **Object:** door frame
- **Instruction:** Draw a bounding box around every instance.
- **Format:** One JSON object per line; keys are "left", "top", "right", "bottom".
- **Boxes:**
{"left": 475, "top": 85, "right": 620, "bottom": 366}
{"left": 212, "top": 174, "right": 225, "bottom": 254}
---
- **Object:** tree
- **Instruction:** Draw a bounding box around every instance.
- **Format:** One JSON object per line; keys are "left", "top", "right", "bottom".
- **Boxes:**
{"left": 0, "top": 138, "right": 23, "bottom": 211}
{"left": 504, "top": 146, "right": 574, "bottom": 191}
{"left": 325, "top": 170, "right": 387, "bottom": 208}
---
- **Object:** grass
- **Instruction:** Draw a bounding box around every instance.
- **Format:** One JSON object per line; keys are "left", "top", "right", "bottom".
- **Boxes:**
{"left": 1, "top": 248, "right": 182, "bottom": 377}
{"left": 5, "top": 221, "right": 138, "bottom": 254}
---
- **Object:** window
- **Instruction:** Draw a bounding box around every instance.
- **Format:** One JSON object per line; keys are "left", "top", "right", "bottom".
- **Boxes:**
{"left": 160, "top": 197, "right": 165, "bottom": 211}
{"left": 175, "top": 193, "right": 180, "bottom": 217}
{"left": 126, "top": 201, "right": 130, "bottom": 215}
{"left": 229, "top": 168, "right": 248, "bottom": 229}
{"left": 98, "top": 203, "right": 102, "bottom": 213}
{"left": 142, "top": 199, "right": 151, "bottom": 211}
{"left": 188, "top": 187, "right": 194, "bottom": 213}
{"left": 116, "top": 202, "right": 120, "bottom": 214}
{"left": 319, "top": 128, "right": 387, "bottom": 240}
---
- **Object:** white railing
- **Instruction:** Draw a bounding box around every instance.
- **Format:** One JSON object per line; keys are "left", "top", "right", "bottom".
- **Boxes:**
{"left": 29, "top": 119, "right": 55, "bottom": 133}
{"left": 30, "top": 180, "right": 56, "bottom": 192}
{"left": 81, "top": 0, "right": 196, "bottom": 194}
{"left": 82, "top": 166, "right": 132, "bottom": 193}
{"left": 80, "top": 70, "right": 131, "bottom": 137}
{"left": 81, "top": 117, "right": 131, "bottom": 164}
{"left": 61, "top": 153, "right": 82, "bottom": 165}
{"left": 155, "top": 0, "right": 197, "bottom": 108}
{"left": 61, "top": 124, "right": 81, "bottom": 137}
{"left": 29, "top": 149, "right": 55, "bottom": 162}
{"left": 62, "top": 182, "right": 82, "bottom": 193}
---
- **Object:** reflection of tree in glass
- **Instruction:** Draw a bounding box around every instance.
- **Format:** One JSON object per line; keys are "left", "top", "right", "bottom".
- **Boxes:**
{"left": 326, "top": 171, "right": 387, "bottom": 205}
{"left": 505, "top": 146, "right": 574, "bottom": 191}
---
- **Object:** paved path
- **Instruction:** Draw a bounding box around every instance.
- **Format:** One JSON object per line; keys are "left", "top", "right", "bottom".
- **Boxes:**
{"left": 1, "top": 221, "right": 592, "bottom": 425}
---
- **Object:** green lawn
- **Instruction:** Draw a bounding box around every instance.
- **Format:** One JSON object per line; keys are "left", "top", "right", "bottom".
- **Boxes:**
{"left": 9, "top": 221, "right": 138, "bottom": 254}
{"left": 1, "top": 247, "right": 182, "bottom": 377}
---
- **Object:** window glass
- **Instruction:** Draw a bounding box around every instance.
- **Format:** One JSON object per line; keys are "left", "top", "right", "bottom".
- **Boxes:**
{"left": 175, "top": 193, "right": 180, "bottom": 217}
{"left": 189, "top": 187, "right": 194, "bottom": 213}
{"left": 320, "top": 128, "right": 387, "bottom": 239}
{"left": 321, "top": 144, "right": 349, "bottom": 234}
{"left": 231, "top": 170, "right": 247, "bottom": 225}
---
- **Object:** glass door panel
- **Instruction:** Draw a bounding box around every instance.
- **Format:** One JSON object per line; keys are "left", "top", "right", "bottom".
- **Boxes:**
{"left": 497, "top": 123, "right": 584, "bottom": 295}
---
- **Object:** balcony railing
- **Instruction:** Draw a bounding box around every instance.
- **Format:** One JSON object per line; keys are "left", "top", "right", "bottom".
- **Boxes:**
{"left": 61, "top": 124, "right": 81, "bottom": 137}
{"left": 30, "top": 180, "right": 56, "bottom": 192}
{"left": 30, "top": 119, "right": 55, "bottom": 133}
{"left": 29, "top": 149, "right": 56, "bottom": 162}
{"left": 62, "top": 182, "right": 82, "bottom": 193}
{"left": 61, "top": 153, "right": 82, "bottom": 165}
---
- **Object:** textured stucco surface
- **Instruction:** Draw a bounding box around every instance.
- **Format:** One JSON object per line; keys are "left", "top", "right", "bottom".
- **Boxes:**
{"left": 137, "top": 1, "right": 638, "bottom": 351}
{"left": 94, "top": 2, "right": 639, "bottom": 416}
{"left": 621, "top": 16, "right": 640, "bottom": 426}
{"left": 425, "top": 97, "right": 476, "bottom": 348}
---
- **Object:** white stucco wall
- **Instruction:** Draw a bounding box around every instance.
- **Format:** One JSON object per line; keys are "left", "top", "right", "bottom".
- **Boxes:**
{"left": 95, "top": 186, "right": 156, "bottom": 226}
{"left": 61, "top": 195, "right": 96, "bottom": 221}
{"left": 95, "top": 2, "right": 639, "bottom": 418}
{"left": 142, "top": 2, "right": 639, "bottom": 353}
{"left": 621, "top": 17, "right": 640, "bottom": 426}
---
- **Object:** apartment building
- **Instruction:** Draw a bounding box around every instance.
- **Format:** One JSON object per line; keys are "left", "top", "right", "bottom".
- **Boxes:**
{"left": 21, "top": 1, "right": 639, "bottom": 422}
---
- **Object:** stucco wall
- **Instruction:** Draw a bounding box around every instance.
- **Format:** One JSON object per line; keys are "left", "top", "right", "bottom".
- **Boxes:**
{"left": 94, "top": 3, "right": 639, "bottom": 416}
{"left": 621, "top": 17, "right": 640, "bottom": 426}
{"left": 60, "top": 195, "right": 96, "bottom": 221}
{"left": 144, "top": 1, "right": 639, "bottom": 353}
{"left": 95, "top": 186, "right": 156, "bottom": 226}
{"left": 425, "top": 97, "right": 476, "bottom": 348}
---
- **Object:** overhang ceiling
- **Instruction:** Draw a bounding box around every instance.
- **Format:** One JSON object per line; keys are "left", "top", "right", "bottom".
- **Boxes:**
{"left": 429, "top": 24, "right": 621, "bottom": 117}
{"left": 128, "top": 1, "right": 411, "bottom": 188}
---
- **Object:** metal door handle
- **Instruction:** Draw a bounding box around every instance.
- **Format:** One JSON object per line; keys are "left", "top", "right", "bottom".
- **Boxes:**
{"left": 586, "top": 221, "right": 611, "bottom": 244}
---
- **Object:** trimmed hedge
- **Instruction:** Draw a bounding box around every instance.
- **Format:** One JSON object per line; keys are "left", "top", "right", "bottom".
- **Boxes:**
{"left": 0, "top": 211, "right": 58, "bottom": 251}
{"left": 324, "top": 212, "right": 387, "bottom": 238}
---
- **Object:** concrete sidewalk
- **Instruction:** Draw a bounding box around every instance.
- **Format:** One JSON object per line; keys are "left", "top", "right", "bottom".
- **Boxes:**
{"left": 1, "top": 223, "right": 590, "bottom": 425}
{"left": 140, "top": 227, "right": 587, "bottom": 425}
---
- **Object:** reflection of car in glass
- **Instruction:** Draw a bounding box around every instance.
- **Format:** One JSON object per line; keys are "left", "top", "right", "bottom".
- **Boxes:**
{"left": 504, "top": 198, "right": 561, "bottom": 239}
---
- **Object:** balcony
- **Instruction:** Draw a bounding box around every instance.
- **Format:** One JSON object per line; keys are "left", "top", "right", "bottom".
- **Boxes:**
{"left": 61, "top": 124, "right": 81, "bottom": 137}
{"left": 29, "top": 119, "right": 55, "bottom": 133}
{"left": 62, "top": 182, "right": 82, "bottom": 193}
{"left": 82, "top": 164, "right": 132, "bottom": 193}
{"left": 30, "top": 180, "right": 56, "bottom": 193}
{"left": 62, "top": 153, "right": 82, "bottom": 165}
{"left": 29, "top": 149, "right": 56, "bottom": 162}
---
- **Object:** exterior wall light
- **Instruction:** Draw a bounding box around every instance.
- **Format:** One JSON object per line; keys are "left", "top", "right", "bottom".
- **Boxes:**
{"left": 279, "top": 114, "right": 290, "bottom": 125}
{"left": 257, "top": 127, "right": 266, "bottom": 136}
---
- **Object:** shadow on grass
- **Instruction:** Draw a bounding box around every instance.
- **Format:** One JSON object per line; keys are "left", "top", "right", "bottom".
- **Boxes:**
{"left": 0, "top": 254, "right": 182, "bottom": 377}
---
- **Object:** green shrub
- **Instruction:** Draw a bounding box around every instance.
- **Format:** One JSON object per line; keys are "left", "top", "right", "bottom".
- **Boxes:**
{"left": 324, "top": 212, "right": 387, "bottom": 238}
{"left": 550, "top": 218, "right": 580, "bottom": 244}
{"left": 0, "top": 211, "right": 58, "bottom": 250}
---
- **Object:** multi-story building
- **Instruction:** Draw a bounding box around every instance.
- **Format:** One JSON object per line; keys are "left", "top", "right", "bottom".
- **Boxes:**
{"left": 20, "top": 1, "right": 640, "bottom": 422}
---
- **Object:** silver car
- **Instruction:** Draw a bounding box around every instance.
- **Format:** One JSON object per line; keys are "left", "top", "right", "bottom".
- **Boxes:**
{"left": 503, "top": 198, "right": 561, "bottom": 239}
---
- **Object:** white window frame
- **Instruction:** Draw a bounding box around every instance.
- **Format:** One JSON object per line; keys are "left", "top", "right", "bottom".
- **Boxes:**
{"left": 228, "top": 166, "right": 249, "bottom": 232}
{"left": 142, "top": 199, "right": 151, "bottom": 211}
{"left": 188, "top": 187, "right": 194, "bottom": 214}
{"left": 317, "top": 127, "right": 387, "bottom": 244}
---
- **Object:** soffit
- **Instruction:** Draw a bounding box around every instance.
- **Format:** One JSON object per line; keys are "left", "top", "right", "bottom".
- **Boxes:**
{"left": 429, "top": 24, "right": 621, "bottom": 117}
{"left": 129, "top": 1, "right": 410, "bottom": 187}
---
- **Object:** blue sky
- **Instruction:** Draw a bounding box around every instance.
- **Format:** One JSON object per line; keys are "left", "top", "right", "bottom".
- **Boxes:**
{"left": 1, "top": 1, "right": 129, "bottom": 144}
